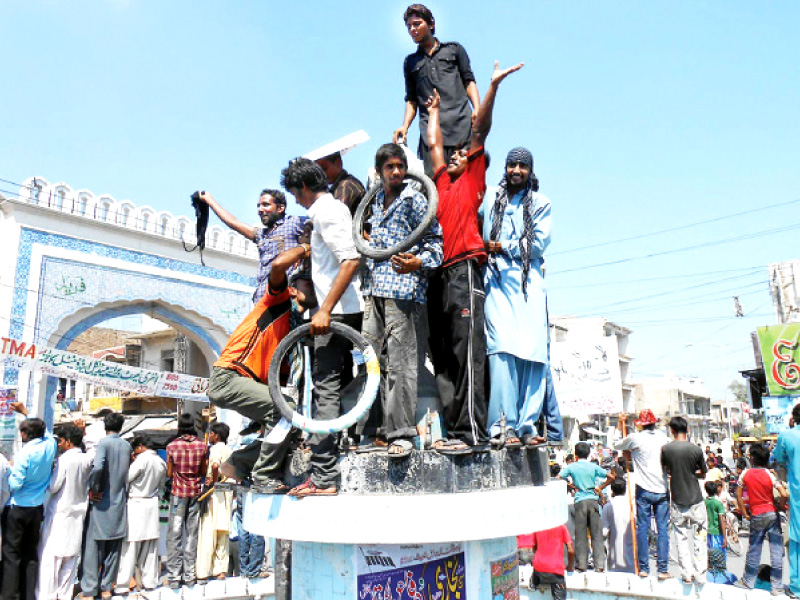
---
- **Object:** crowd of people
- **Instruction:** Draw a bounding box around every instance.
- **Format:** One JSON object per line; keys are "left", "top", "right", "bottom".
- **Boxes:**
{"left": 522, "top": 408, "right": 800, "bottom": 599}
{"left": 196, "top": 2, "right": 563, "bottom": 499}
{"left": 0, "top": 404, "right": 276, "bottom": 599}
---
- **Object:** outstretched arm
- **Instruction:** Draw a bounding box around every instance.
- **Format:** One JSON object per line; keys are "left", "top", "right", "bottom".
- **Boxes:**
{"left": 425, "top": 90, "right": 446, "bottom": 175}
{"left": 470, "top": 61, "right": 524, "bottom": 152}
{"left": 199, "top": 192, "right": 256, "bottom": 241}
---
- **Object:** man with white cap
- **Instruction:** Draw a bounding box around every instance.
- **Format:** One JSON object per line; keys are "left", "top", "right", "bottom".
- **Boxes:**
{"left": 615, "top": 410, "right": 671, "bottom": 579}
{"left": 306, "top": 130, "right": 369, "bottom": 216}
{"left": 480, "top": 146, "right": 551, "bottom": 449}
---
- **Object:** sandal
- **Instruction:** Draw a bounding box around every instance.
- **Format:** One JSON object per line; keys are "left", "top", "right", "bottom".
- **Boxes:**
{"left": 433, "top": 439, "right": 473, "bottom": 456}
{"left": 521, "top": 434, "right": 547, "bottom": 448}
{"left": 387, "top": 439, "right": 414, "bottom": 459}
{"left": 355, "top": 438, "right": 388, "bottom": 454}
{"left": 288, "top": 478, "right": 338, "bottom": 497}
{"left": 251, "top": 478, "right": 290, "bottom": 495}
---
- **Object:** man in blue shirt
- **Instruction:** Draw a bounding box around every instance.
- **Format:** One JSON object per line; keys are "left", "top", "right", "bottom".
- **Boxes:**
{"left": 559, "top": 441, "right": 615, "bottom": 572}
{"left": 360, "top": 143, "right": 443, "bottom": 458}
{"left": 773, "top": 402, "right": 800, "bottom": 598}
{"left": 2, "top": 412, "right": 57, "bottom": 600}
{"left": 480, "top": 147, "right": 553, "bottom": 448}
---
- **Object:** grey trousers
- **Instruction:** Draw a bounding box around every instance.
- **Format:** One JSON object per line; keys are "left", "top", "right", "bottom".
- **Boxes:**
{"left": 208, "top": 367, "right": 293, "bottom": 483}
{"left": 574, "top": 499, "right": 605, "bottom": 571}
{"left": 165, "top": 496, "right": 200, "bottom": 583}
{"left": 309, "top": 312, "right": 362, "bottom": 488}
{"left": 116, "top": 538, "right": 160, "bottom": 591}
{"left": 362, "top": 297, "right": 421, "bottom": 441}
{"left": 80, "top": 537, "right": 122, "bottom": 596}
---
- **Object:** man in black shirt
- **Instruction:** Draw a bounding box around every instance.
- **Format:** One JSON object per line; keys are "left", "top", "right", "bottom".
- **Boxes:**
{"left": 661, "top": 416, "right": 708, "bottom": 584}
{"left": 392, "top": 3, "right": 481, "bottom": 176}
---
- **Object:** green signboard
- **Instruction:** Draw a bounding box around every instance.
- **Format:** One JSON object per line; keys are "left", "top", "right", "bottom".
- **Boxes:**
{"left": 758, "top": 324, "right": 800, "bottom": 397}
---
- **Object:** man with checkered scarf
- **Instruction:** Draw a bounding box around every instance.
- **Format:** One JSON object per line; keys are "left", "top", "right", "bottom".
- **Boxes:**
{"left": 479, "top": 147, "right": 555, "bottom": 449}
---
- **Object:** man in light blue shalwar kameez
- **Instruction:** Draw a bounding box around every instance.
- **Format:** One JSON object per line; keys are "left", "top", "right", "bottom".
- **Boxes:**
{"left": 773, "top": 402, "right": 800, "bottom": 598}
{"left": 479, "top": 147, "right": 557, "bottom": 445}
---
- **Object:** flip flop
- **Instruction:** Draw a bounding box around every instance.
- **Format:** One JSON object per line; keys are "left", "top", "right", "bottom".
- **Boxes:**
{"left": 505, "top": 435, "right": 523, "bottom": 450}
{"left": 355, "top": 439, "right": 388, "bottom": 454}
{"left": 387, "top": 439, "right": 414, "bottom": 459}
{"left": 521, "top": 434, "right": 547, "bottom": 448}
{"left": 433, "top": 439, "right": 473, "bottom": 456}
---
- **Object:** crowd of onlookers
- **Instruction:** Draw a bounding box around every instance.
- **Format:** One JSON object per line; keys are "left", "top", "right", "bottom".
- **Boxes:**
{"left": 0, "top": 404, "right": 270, "bottom": 600}
{"left": 522, "top": 409, "right": 798, "bottom": 599}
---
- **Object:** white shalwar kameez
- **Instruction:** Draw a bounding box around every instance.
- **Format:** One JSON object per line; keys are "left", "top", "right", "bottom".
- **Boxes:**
{"left": 116, "top": 449, "right": 166, "bottom": 592}
{"left": 38, "top": 447, "right": 94, "bottom": 600}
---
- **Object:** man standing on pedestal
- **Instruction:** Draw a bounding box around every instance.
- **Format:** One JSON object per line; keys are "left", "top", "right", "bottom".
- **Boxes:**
{"left": 393, "top": 3, "right": 481, "bottom": 176}
{"left": 281, "top": 158, "right": 362, "bottom": 496}
{"left": 425, "top": 60, "right": 523, "bottom": 454}
{"left": 80, "top": 412, "right": 131, "bottom": 600}
{"left": 480, "top": 146, "right": 551, "bottom": 448}
{"left": 360, "top": 143, "right": 443, "bottom": 457}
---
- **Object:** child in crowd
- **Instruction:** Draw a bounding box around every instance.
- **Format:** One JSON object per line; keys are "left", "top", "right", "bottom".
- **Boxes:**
{"left": 530, "top": 523, "right": 574, "bottom": 600}
{"left": 736, "top": 443, "right": 788, "bottom": 592}
{"left": 704, "top": 481, "right": 736, "bottom": 584}
{"left": 559, "top": 442, "right": 615, "bottom": 572}
{"left": 601, "top": 478, "right": 635, "bottom": 573}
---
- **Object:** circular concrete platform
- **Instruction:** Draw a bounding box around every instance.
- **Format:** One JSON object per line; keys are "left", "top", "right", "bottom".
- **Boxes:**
{"left": 243, "top": 479, "right": 568, "bottom": 544}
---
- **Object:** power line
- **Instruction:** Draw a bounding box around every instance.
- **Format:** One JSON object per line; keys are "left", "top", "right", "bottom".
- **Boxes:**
{"left": 553, "top": 266, "right": 763, "bottom": 289}
{"left": 550, "top": 197, "right": 800, "bottom": 257}
{"left": 551, "top": 222, "right": 800, "bottom": 276}
{"left": 562, "top": 272, "right": 766, "bottom": 315}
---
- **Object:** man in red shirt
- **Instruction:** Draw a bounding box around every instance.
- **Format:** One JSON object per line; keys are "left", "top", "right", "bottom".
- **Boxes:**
{"left": 736, "top": 443, "right": 788, "bottom": 591}
{"left": 531, "top": 524, "right": 575, "bottom": 599}
{"left": 165, "top": 413, "right": 207, "bottom": 588}
{"left": 425, "top": 60, "right": 523, "bottom": 453}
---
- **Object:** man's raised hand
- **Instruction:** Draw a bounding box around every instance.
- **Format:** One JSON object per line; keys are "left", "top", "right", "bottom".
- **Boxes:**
{"left": 490, "top": 61, "right": 524, "bottom": 86}
{"left": 425, "top": 89, "right": 441, "bottom": 111}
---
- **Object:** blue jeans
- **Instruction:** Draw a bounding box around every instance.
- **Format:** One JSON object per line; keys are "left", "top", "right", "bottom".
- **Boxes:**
{"left": 635, "top": 486, "right": 670, "bottom": 574}
{"left": 237, "top": 503, "right": 265, "bottom": 577}
{"left": 743, "top": 512, "right": 784, "bottom": 590}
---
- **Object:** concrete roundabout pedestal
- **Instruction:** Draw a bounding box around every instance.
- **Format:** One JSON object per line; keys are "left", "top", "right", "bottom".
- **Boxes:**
{"left": 243, "top": 447, "right": 568, "bottom": 599}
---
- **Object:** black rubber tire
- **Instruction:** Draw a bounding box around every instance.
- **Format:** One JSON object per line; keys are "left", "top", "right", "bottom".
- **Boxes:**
{"left": 351, "top": 169, "right": 438, "bottom": 261}
{"left": 267, "top": 322, "right": 380, "bottom": 435}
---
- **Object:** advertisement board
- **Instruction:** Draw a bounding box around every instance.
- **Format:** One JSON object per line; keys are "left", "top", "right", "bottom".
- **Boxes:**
{"left": 758, "top": 324, "right": 800, "bottom": 397}
{"left": 357, "top": 543, "right": 466, "bottom": 600}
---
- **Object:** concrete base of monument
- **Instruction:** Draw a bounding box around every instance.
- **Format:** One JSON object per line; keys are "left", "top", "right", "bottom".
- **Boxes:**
{"left": 237, "top": 446, "right": 565, "bottom": 598}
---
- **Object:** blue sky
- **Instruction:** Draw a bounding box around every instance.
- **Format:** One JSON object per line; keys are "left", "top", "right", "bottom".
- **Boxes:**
{"left": 1, "top": 1, "right": 799, "bottom": 403}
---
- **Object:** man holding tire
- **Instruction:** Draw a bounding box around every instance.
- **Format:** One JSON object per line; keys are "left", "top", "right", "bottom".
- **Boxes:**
{"left": 359, "top": 143, "right": 443, "bottom": 458}
{"left": 425, "top": 61, "right": 523, "bottom": 454}
{"left": 281, "top": 158, "right": 362, "bottom": 497}
{"left": 207, "top": 240, "right": 317, "bottom": 494}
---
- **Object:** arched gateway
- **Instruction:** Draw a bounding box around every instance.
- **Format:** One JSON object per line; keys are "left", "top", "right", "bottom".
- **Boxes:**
{"left": 0, "top": 176, "right": 260, "bottom": 425}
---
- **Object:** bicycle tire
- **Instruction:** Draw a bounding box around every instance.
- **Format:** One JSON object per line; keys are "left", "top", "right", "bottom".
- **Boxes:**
{"left": 352, "top": 169, "right": 439, "bottom": 261}
{"left": 267, "top": 322, "right": 380, "bottom": 435}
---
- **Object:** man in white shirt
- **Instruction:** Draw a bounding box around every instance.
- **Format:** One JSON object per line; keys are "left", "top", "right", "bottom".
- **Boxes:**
{"left": 280, "top": 157, "right": 362, "bottom": 497}
{"left": 615, "top": 410, "right": 670, "bottom": 579}
{"left": 115, "top": 434, "right": 166, "bottom": 594}
{"left": 38, "top": 424, "right": 94, "bottom": 600}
